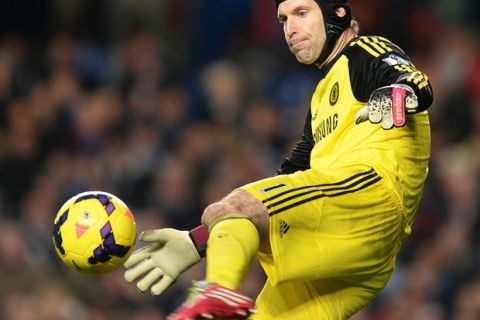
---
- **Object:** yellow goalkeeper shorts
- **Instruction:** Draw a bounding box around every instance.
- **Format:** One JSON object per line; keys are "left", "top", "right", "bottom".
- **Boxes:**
{"left": 241, "top": 165, "right": 404, "bottom": 319}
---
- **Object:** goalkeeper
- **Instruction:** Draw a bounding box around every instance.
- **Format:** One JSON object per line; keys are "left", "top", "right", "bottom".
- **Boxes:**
{"left": 124, "top": 0, "right": 433, "bottom": 319}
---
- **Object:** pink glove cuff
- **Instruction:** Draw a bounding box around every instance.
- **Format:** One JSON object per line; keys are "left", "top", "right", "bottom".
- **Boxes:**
{"left": 188, "top": 225, "right": 209, "bottom": 258}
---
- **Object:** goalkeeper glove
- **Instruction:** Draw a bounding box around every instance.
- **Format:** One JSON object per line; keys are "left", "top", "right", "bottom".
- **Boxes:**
{"left": 355, "top": 84, "right": 419, "bottom": 129}
{"left": 124, "top": 226, "right": 207, "bottom": 295}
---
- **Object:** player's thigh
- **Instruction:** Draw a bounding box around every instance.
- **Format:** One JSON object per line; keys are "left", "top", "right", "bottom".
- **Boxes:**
{"left": 241, "top": 166, "right": 403, "bottom": 283}
{"left": 249, "top": 280, "right": 323, "bottom": 320}
{"left": 250, "top": 273, "right": 392, "bottom": 320}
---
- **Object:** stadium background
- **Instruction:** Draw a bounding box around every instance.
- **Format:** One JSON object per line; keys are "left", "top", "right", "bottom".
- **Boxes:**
{"left": 0, "top": 0, "right": 479, "bottom": 319}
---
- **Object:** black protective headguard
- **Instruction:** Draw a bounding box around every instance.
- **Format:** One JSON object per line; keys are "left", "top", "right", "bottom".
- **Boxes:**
{"left": 275, "top": 0, "right": 352, "bottom": 65}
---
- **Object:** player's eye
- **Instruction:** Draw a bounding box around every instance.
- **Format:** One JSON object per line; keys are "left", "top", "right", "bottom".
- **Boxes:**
{"left": 298, "top": 9, "right": 308, "bottom": 17}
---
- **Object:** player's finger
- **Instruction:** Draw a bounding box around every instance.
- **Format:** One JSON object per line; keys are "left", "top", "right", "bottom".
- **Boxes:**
{"left": 381, "top": 105, "right": 393, "bottom": 129}
{"left": 139, "top": 228, "right": 174, "bottom": 243}
{"left": 124, "top": 259, "right": 155, "bottom": 283}
{"left": 381, "top": 115, "right": 394, "bottom": 129}
{"left": 150, "top": 275, "right": 175, "bottom": 296}
{"left": 136, "top": 268, "right": 164, "bottom": 292}
{"left": 355, "top": 106, "right": 369, "bottom": 124}
{"left": 368, "top": 101, "right": 382, "bottom": 123}
{"left": 123, "top": 244, "right": 157, "bottom": 268}
{"left": 405, "top": 93, "right": 419, "bottom": 113}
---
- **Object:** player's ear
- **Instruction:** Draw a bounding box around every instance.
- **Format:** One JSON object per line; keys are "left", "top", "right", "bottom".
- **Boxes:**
{"left": 335, "top": 6, "right": 347, "bottom": 18}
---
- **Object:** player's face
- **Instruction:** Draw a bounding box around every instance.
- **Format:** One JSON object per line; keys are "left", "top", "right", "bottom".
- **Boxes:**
{"left": 278, "top": 0, "right": 326, "bottom": 64}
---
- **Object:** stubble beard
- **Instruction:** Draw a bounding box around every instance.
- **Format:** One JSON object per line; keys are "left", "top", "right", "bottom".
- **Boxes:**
{"left": 291, "top": 44, "right": 318, "bottom": 65}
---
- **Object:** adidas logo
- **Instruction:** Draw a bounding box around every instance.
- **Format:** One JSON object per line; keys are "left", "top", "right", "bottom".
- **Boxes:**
{"left": 279, "top": 219, "right": 290, "bottom": 238}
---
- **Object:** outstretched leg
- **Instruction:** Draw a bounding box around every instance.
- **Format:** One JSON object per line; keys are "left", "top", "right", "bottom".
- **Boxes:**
{"left": 168, "top": 189, "right": 270, "bottom": 320}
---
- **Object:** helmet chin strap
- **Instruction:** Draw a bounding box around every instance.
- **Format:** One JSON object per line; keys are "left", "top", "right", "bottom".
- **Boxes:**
{"left": 314, "top": 23, "right": 344, "bottom": 66}
{"left": 314, "top": 1, "right": 351, "bottom": 66}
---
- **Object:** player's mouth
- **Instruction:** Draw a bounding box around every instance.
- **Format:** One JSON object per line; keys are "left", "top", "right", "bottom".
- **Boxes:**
{"left": 289, "top": 39, "right": 307, "bottom": 52}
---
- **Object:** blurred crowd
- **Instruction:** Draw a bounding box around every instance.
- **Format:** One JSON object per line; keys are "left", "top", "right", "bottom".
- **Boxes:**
{"left": 0, "top": 1, "right": 479, "bottom": 319}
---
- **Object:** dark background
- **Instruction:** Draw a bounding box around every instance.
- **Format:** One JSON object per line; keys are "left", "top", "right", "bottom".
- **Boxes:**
{"left": 0, "top": 1, "right": 479, "bottom": 319}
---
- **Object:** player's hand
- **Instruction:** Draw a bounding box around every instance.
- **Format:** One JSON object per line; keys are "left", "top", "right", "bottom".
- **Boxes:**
{"left": 124, "top": 228, "right": 201, "bottom": 295}
{"left": 355, "top": 84, "right": 419, "bottom": 129}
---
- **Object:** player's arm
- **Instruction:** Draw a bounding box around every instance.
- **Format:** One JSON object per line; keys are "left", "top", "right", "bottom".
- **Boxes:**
{"left": 370, "top": 39, "right": 433, "bottom": 112}
{"left": 392, "top": 69, "right": 433, "bottom": 112}
{"left": 277, "top": 109, "right": 313, "bottom": 174}
{"left": 350, "top": 36, "right": 433, "bottom": 129}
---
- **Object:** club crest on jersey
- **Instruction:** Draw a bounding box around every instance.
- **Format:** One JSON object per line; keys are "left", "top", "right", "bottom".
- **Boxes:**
{"left": 382, "top": 54, "right": 410, "bottom": 66}
{"left": 329, "top": 82, "right": 339, "bottom": 106}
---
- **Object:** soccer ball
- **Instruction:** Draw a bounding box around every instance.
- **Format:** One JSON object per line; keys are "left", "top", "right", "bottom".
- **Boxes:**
{"left": 52, "top": 191, "right": 137, "bottom": 275}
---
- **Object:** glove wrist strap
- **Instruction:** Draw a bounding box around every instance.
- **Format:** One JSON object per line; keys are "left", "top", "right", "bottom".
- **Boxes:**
{"left": 189, "top": 225, "right": 209, "bottom": 258}
{"left": 391, "top": 85, "right": 406, "bottom": 127}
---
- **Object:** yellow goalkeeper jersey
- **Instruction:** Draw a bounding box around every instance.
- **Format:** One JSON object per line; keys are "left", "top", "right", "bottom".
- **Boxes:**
{"left": 279, "top": 35, "right": 432, "bottom": 237}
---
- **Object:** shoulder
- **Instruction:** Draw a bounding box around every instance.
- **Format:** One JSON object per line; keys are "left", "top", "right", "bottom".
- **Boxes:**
{"left": 342, "top": 36, "right": 413, "bottom": 72}
{"left": 346, "top": 35, "right": 407, "bottom": 59}
{"left": 339, "top": 36, "right": 411, "bottom": 102}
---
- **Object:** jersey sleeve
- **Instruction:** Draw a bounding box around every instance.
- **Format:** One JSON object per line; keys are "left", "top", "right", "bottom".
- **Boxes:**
{"left": 347, "top": 36, "right": 433, "bottom": 111}
{"left": 277, "top": 109, "right": 313, "bottom": 174}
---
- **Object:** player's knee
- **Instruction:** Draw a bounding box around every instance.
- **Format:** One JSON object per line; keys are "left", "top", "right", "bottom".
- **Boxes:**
{"left": 202, "top": 190, "right": 271, "bottom": 252}
{"left": 201, "top": 202, "right": 230, "bottom": 226}
{"left": 201, "top": 190, "right": 268, "bottom": 228}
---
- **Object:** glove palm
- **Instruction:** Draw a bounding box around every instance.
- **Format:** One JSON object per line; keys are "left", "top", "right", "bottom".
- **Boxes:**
{"left": 124, "top": 228, "right": 201, "bottom": 295}
{"left": 355, "top": 84, "right": 419, "bottom": 129}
